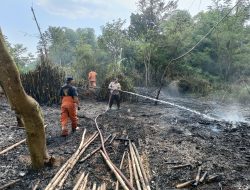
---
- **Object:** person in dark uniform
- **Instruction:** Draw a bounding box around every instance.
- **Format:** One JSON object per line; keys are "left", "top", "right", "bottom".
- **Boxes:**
{"left": 59, "top": 77, "right": 80, "bottom": 136}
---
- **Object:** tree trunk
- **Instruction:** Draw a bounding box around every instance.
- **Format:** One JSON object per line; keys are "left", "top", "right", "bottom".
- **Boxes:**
{"left": 0, "top": 31, "right": 49, "bottom": 169}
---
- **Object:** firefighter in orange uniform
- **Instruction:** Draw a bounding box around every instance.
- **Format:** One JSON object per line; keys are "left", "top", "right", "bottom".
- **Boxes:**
{"left": 59, "top": 77, "right": 79, "bottom": 137}
{"left": 88, "top": 70, "right": 97, "bottom": 88}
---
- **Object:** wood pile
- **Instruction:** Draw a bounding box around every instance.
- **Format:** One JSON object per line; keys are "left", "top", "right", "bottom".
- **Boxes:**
{"left": 21, "top": 62, "right": 65, "bottom": 105}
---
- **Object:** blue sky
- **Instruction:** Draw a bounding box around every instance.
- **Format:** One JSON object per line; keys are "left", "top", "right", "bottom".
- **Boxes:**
{"left": 0, "top": 0, "right": 215, "bottom": 55}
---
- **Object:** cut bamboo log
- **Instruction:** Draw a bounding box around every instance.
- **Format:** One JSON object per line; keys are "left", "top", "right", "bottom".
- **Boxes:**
{"left": 0, "top": 125, "right": 47, "bottom": 155}
{"left": 109, "top": 134, "right": 116, "bottom": 144}
{"left": 128, "top": 150, "right": 133, "bottom": 186}
{"left": 73, "top": 172, "right": 85, "bottom": 190}
{"left": 199, "top": 171, "right": 207, "bottom": 183}
{"left": 0, "top": 139, "right": 26, "bottom": 155}
{"left": 79, "top": 134, "right": 111, "bottom": 163}
{"left": 170, "top": 164, "right": 191, "bottom": 169}
{"left": 79, "top": 173, "right": 89, "bottom": 190}
{"left": 193, "top": 166, "right": 202, "bottom": 186}
{"left": 132, "top": 142, "right": 151, "bottom": 190}
{"left": 100, "top": 150, "right": 129, "bottom": 190}
{"left": 100, "top": 183, "right": 106, "bottom": 190}
{"left": 130, "top": 143, "right": 147, "bottom": 190}
{"left": 115, "top": 151, "right": 126, "bottom": 190}
{"left": 129, "top": 141, "right": 141, "bottom": 190}
{"left": 176, "top": 180, "right": 195, "bottom": 188}
{"left": 32, "top": 179, "right": 40, "bottom": 190}
{"left": 0, "top": 179, "right": 21, "bottom": 190}
{"left": 92, "top": 182, "right": 97, "bottom": 190}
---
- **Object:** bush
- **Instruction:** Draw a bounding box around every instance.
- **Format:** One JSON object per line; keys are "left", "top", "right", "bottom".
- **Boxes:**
{"left": 178, "top": 78, "right": 212, "bottom": 95}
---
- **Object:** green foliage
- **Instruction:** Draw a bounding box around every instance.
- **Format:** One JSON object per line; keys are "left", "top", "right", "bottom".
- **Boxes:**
{"left": 25, "top": 0, "right": 250, "bottom": 99}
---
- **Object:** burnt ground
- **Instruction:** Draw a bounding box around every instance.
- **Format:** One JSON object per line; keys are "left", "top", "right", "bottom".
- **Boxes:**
{"left": 0, "top": 91, "right": 250, "bottom": 190}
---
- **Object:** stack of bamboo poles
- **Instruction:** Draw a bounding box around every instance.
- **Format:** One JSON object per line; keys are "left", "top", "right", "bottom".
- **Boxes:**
{"left": 45, "top": 129, "right": 98, "bottom": 190}
{"left": 128, "top": 141, "right": 151, "bottom": 190}
{"left": 73, "top": 176, "right": 107, "bottom": 190}
{"left": 99, "top": 140, "right": 151, "bottom": 190}
{"left": 21, "top": 62, "right": 65, "bottom": 105}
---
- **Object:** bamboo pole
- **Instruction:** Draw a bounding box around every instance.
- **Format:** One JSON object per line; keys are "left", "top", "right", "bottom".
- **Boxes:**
{"left": 131, "top": 143, "right": 147, "bottom": 190}
{"left": 129, "top": 141, "right": 141, "bottom": 190}
{"left": 45, "top": 129, "right": 87, "bottom": 190}
{"left": 92, "top": 182, "right": 97, "bottom": 190}
{"left": 170, "top": 164, "right": 191, "bottom": 169}
{"left": 128, "top": 150, "right": 133, "bottom": 186}
{"left": 101, "top": 183, "right": 106, "bottom": 190}
{"left": 55, "top": 132, "right": 98, "bottom": 190}
{"left": 100, "top": 150, "right": 129, "bottom": 190}
{"left": 73, "top": 172, "right": 85, "bottom": 190}
{"left": 32, "top": 179, "right": 40, "bottom": 190}
{"left": 95, "top": 115, "right": 135, "bottom": 190}
{"left": 199, "top": 171, "right": 207, "bottom": 183}
{"left": 109, "top": 134, "right": 116, "bottom": 144}
{"left": 79, "top": 173, "right": 89, "bottom": 190}
{"left": 132, "top": 142, "right": 151, "bottom": 190}
{"left": 193, "top": 166, "right": 201, "bottom": 186}
{"left": 0, "top": 125, "right": 47, "bottom": 155}
{"left": 79, "top": 134, "right": 111, "bottom": 163}
{"left": 0, "top": 179, "right": 20, "bottom": 190}
{"left": 45, "top": 130, "right": 99, "bottom": 190}
{"left": 0, "top": 139, "right": 26, "bottom": 155}
{"left": 176, "top": 180, "right": 195, "bottom": 188}
{"left": 115, "top": 151, "right": 126, "bottom": 190}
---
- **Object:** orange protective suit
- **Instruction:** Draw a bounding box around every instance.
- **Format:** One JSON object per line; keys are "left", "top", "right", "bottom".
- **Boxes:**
{"left": 60, "top": 96, "right": 78, "bottom": 136}
{"left": 88, "top": 71, "right": 97, "bottom": 87}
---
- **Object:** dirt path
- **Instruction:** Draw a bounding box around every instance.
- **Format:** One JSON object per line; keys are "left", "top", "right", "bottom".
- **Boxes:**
{"left": 0, "top": 95, "right": 250, "bottom": 189}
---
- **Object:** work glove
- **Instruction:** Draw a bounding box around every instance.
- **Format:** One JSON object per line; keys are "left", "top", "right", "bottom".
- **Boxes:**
{"left": 78, "top": 106, "right": 81, "bottom": 111}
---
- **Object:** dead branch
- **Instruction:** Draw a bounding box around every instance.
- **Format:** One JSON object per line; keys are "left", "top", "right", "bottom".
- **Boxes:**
{"left": 31, "top": 6, "right": 48, "bottom": 57}
{"left": 0, "top": 179, "right": 21, "bottom": 190}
